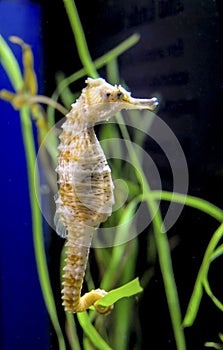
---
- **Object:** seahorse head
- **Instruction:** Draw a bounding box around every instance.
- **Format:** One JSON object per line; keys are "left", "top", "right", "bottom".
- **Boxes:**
{"left": 80, "top": 77, "right": 158, "bottom": 123}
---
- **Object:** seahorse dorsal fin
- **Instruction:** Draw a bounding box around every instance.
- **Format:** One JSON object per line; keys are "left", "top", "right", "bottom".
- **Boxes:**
{"left": 54, "top": 193, "right": 67, "bottom": 238}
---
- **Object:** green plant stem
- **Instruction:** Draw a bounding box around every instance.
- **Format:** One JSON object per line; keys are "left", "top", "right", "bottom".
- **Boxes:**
{"left": 203, "top": 278, "right": 223, "bottom": 312}
{"left": 152, "top": 191, "right": 223, "bottom": 222}
{"left": 56, "top": 33, "right": 139, "bottom": 97}
{"left": 205, "top": 342, "right": 223, "bottom": 350}
{"left": 102, "top": 55, "right": 186, "bottom": 349}
{"left": 77, "top": 312, "right": 112, "bottom": 350}
{"left": 152, "top": 190, "right": 223, "bottom": 325}
{"left": 63, "top": 0, "right": 98, "bottom": 78}
{"left": 0, "top": 35, "right": 23, "bottom": 89}
{"left": 29, "top": 95, "right": 68, "bottom": 115}
{"left": 183, "top": 222, "right": 223, "bottom": 327}
{"left": 65, "top": 313, "right": 81, "bottom": 350}
{"left": 0, "top": 35, "right": 65, "bottom": 350}
{"left": 100, "top": 201, "right": 138, "bottom": 290}
{"left": 115, "top": 114, "right": 186, "bottom": 350}
{"left": 20, "top": 107, "right": 66, "bottom": 350}
{"left": 211, "top": 244, "right": 223, "bottom": 261}
{"left": 113, "top": 242, "right": 138, "bottom": 350}
{"left": 47, "top": 32, "right": 140, "bottom": 126}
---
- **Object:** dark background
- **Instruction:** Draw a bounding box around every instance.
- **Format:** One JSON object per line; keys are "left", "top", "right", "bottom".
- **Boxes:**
{"left": 42, "top": 0, "right": 223, "bottom": 349}
{"left": 0, "top": 0, "right": 222, "bottom": 349}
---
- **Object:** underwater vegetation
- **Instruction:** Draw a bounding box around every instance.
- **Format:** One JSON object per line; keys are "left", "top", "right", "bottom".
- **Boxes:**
{"left": 0, "top": 0, "right": 223, "bottom": 349}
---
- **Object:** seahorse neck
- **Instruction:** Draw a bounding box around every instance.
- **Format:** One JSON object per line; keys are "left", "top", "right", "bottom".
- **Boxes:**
{"left": 58, "top": 103, "right": 99, "bottom": 157}
{"left": 66, "top": 99, "right": 95, "bottom": 133}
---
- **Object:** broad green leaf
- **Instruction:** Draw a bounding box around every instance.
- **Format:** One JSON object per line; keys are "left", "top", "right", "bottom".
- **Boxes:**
{"left": 96, "top": 278, "right": 143, "bottom": 308}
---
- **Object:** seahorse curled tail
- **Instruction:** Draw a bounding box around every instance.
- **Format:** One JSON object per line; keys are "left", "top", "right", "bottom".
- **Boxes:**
{"left": 61, "top": 224, "right": 112, "bottom": 315}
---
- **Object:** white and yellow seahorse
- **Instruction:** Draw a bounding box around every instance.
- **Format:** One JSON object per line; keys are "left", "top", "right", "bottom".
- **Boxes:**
{"left": 54, "top": 77, "right": 158, "bottom": 315}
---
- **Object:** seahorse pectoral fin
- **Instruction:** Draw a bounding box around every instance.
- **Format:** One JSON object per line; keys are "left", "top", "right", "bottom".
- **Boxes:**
{"left": 54, "top": 212, "right": 67, "bottom": 238}
{"left": 54, "top": 193, "right": 67, "bottom": 238}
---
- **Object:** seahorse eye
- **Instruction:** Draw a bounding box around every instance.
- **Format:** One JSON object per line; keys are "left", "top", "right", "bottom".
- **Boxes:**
{"left": 104, "top": 92, "right": 111, "bottom": 99}
{"left": 115, "top": 91, "right": 124, "bottom": 100}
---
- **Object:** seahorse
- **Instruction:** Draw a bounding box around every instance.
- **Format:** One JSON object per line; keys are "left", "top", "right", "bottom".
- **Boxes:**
{"left": 54, "top": 77, "right": 158, "bottom": 315}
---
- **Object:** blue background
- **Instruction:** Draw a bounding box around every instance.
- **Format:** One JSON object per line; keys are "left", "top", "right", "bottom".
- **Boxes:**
{"left": 0, "top": 1, "right": 49, "bottom": 349}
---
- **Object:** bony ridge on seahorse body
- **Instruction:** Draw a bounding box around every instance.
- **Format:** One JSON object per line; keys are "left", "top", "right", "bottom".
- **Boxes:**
{"left": 54, "top": 77, "right": 158, "bottom": 315}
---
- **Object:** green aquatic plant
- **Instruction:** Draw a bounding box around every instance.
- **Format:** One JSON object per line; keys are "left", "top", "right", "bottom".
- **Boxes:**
{"left": 0, "top": 34, "right": 144, "bottom": 349}
{"left": 0, "top": 12, "right": 146, "bottom": 350}
{"left": 1, "top": 0, "right": 223, "bottom": 349}
{"left": 205, "top": 333, "right": 223, "bottom": 350}
{"left": 0, "top": 34, "right": 67, "bottom": 350}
